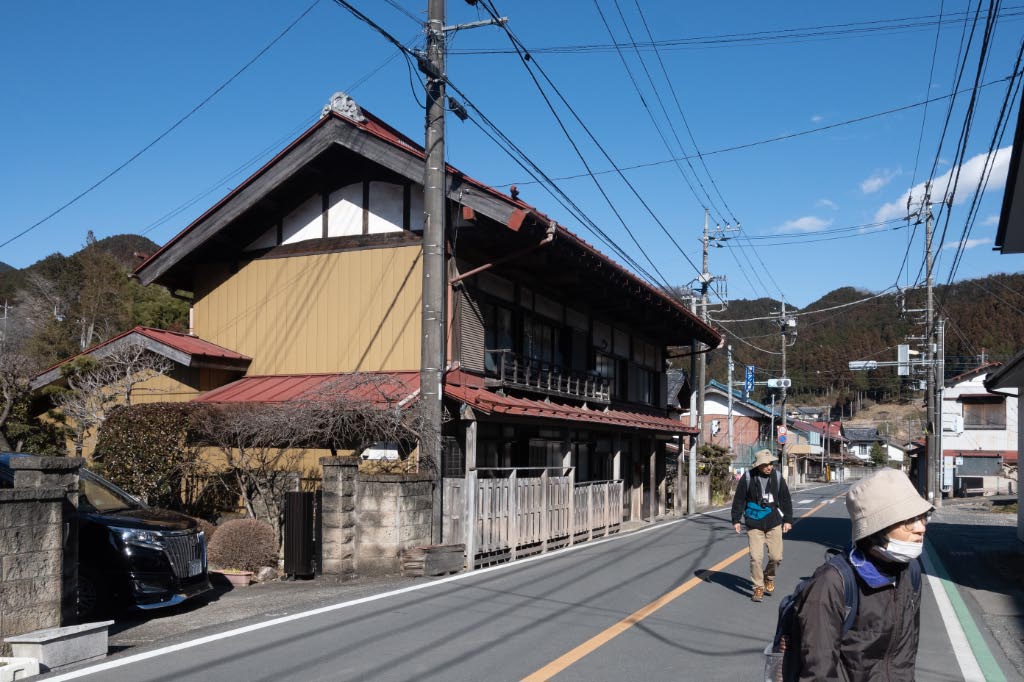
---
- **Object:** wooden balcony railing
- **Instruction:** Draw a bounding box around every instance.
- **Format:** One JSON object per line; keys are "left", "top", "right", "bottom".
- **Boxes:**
{"left": 485, "top": 349, "right": 611, "bottom": 404}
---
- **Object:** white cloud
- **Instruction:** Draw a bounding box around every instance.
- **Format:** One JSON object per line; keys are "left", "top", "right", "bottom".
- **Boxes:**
{"left": 860, "top": 169, "right": 898, "bottom": 194}
{"left": 982, "top": 214, "right": 1000, "bottom": 226}
{"left": 811, "top": 114, "right": 824, "bottom": 123}
{"left": 874, "top": 146, "right": 1012, "bottom": 221}
{"left": 816, "top": 198, "right": 838, "bottom": 210}
{"left": 776, "top": 216, "right": 833, "bottom": 234}
{"left": 942, "top": 238, "right": 991, "bottom": 251}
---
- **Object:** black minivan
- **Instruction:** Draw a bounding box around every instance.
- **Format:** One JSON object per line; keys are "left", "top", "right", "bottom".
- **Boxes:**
{"left": 0, "top": 454, "right": 211, "bottom": 619}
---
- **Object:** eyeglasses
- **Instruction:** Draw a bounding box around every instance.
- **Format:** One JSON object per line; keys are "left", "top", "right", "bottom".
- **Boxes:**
{"left": 899, "top": 512, "right": 933, "bottom": 530}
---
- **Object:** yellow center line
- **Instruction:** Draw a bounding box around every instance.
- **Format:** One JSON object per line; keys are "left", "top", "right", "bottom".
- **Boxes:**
{"left": 520, "top": 490, "right": 846, "bottom": 682}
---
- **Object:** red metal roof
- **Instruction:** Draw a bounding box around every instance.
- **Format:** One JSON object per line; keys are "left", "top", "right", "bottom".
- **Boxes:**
{"left": 444, "top": 371, "right": 696, "bottom": 434}
{"left": 193, "top": 371, "right": 420, "bottom": 406}
{"left": 133, "top": 327, "right": 250, "bottom": 361}
{"left": 194, "top": 369, "right": 693, "bottom": 434}
{"left": 31, "top": 326, "right": 250, "bottom": 390}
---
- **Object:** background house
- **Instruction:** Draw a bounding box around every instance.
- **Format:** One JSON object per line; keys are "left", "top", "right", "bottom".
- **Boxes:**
{"left": 697, "top": 380, "right": 777, "bottom": 470}
{"left": 943, "top": 364, "right": 1019, "bottom": 496}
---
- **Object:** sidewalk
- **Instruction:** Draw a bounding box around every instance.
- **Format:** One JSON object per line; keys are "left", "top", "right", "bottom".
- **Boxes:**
{"left": 924, "top": 496, "right": 1024, "bottom": 679}
{"left": 107, "top": 573, "right": 423, "bottom": 653}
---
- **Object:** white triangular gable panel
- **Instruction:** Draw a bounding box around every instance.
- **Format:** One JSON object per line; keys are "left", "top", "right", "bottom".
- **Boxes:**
{"left": 282, "top": 194, "right": 323, "bottom": 244}
{"left": 368, "top": 182, "right": 404, "bottom": 234}
{"left": 328, "top": 183, "right": 362, "bottom": 237}
{"left": 245, "top": 225, "right": 278, "bottom": 251}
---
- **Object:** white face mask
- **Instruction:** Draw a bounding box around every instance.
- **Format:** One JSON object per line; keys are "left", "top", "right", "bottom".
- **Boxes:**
{"left": 875, "top": 538, "right": 924, "bottom": 563}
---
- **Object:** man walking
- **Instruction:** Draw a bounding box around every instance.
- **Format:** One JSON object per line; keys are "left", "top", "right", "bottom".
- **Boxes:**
{"left": 731, "top": 449, "right": 792, "bottom": 602}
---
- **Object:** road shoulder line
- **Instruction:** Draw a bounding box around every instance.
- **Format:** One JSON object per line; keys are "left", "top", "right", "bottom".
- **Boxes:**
{"left": 922, "top": 539, "right": 1006, "bottom": 682}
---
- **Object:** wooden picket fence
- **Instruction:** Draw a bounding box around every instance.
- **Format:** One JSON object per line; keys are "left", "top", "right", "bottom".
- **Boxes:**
{"left": 443, "top": 468, "right": 623, "bottom": 569}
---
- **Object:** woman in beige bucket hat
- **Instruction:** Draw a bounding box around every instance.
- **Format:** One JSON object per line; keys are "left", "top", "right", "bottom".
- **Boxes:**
{"left": 789, "top": 468, "right": 933, "bottom": 681}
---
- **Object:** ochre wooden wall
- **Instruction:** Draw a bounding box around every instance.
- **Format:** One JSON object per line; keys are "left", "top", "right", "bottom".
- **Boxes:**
{"left": 193, "top": 247, "right": 423, "bottom": 374}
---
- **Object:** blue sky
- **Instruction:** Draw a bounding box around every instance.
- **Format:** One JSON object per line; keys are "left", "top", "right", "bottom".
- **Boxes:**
{"left": 2, "top": 1, "right": 1021, "bottom": 308}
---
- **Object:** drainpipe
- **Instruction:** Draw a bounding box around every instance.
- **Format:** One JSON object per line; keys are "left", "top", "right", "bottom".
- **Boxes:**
{"left": 449, "top": 221, "right": 556, "bottom": 285}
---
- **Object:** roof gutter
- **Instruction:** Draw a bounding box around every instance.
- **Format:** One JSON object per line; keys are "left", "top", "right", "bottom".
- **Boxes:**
{"left": 450, "top": 219, "right": 556, "bottom": 285}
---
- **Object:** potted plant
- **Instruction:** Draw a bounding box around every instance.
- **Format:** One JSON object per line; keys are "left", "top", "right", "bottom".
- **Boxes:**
{"left": 218, "top": 569, "right": 254, "bottom": 587}
{"left": 207, "top": 518, "right": 277, "bottom": 587}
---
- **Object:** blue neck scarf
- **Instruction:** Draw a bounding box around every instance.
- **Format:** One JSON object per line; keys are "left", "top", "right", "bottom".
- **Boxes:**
{"left": 848, "top": 547, "right": 896, "bottom": 589}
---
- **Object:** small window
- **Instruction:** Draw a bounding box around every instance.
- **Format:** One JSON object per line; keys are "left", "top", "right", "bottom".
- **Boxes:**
{"left": 963, "top": 398, "right": 1005, "bottom": 429}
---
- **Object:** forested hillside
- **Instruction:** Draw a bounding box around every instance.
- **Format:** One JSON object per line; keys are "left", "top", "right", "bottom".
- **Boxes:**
{"left": 701, "top": 273, "right": 1024, "bottom": 408}
{"left": 1, "top": 231, "right": 186, "bottom": 369}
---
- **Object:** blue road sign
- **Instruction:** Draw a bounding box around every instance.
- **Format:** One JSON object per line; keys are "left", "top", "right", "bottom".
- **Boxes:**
{"left": 778, "top": 434, "right": 787, "bottom": 444}
{"left": 744, "top": 365, "right": 755, "bottom": 395}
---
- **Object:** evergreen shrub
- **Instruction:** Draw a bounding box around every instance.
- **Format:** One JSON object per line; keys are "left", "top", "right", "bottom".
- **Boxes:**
{"left": 207, "top": 518, "right": 278, "bottom": 572}
{"left": 94, "top": 402, "right": 203, "bottom": 509}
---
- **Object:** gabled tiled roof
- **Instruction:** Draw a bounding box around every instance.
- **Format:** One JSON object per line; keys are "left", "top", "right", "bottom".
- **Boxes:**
{"left": 132, "top": 103, "right": 720, "bottom": 347}
{"left": 946, "top": 362, "right": 1003, "bottom": 387}
{"left": 843, "top": 426, "right": 881, "bottom": 442}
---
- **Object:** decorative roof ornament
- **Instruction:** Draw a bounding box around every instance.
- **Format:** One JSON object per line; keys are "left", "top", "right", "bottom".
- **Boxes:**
{"left": 321, "top": 92, "right": 366, "bottom": 122}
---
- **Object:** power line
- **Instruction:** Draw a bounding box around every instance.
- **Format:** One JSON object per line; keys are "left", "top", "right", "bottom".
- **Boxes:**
{"left": 476, "top": 0, "right": 704, "bottom": 281}
{"left": 712, "top": 287, "right": 898, "bottom": 323}
{"left": 0, "top": 0, "right": 323, "bottom": 253}
{"left": 496, "top": 74, "right": 1020, "bottom": 189}
{"left": 450, "top": 7, "right": 1024, "bottom": 55}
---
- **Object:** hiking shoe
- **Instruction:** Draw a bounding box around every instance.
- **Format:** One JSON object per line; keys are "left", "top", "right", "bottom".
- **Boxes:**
{"left": 752, "top": 586, "right": 764, "bottom": 602}
{"left": 764, "top": 578, "right": 775, "bottom": 595}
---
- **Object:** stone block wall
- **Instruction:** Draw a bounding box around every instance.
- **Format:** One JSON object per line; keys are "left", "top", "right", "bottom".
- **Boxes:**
{"left": 319, "top": 458, "right": 434, "bottom": 578}
{"left": 0, "top": 485, "right": 66, "bottom": 648}
{"left": 355, "top": 473, "right": 433, "bottom": 576}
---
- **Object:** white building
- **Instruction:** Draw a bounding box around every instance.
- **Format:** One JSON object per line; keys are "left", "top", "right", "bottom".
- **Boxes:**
{"left": 942, "top": 364, "right": 1019, "bottom": 496}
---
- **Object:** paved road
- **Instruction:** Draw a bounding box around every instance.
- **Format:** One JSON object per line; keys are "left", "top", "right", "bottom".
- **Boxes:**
{"left": 42, "top": 483, "right": 1011, "bottom": 681}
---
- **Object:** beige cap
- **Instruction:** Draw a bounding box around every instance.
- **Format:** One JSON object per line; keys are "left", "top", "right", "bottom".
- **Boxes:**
{"left": 753, "top": 449, "right": 778, "bottom": 467}
{"left": 846, "top": 469, "right": 933, "bottom": 541}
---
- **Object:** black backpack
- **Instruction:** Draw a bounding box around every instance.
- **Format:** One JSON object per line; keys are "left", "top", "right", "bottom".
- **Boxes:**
{"left": 764, "top": 552, "right": 922, "bottom": 682}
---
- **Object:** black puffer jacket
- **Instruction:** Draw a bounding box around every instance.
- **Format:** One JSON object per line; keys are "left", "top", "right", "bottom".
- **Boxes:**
{"left": 795, "top": 556, "right": 921, "bottom": 681}
{"left": 730, "top": 470, "right": 792, "bottom": 531}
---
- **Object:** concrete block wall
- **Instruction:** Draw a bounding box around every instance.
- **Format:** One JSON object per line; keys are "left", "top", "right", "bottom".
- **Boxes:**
{"left": 319, "top": 458, "right": 434, "bottom": 578}
{"left": 354, "top": 474, "right": 433, "bottom": 576}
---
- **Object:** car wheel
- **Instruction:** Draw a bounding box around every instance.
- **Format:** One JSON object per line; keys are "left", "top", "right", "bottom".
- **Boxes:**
{"left": 76, "top": 569, "right": 107, "bottom": 621}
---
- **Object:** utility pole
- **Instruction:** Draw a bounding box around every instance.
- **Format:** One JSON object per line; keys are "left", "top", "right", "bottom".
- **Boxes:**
{"left": 934, "top": 317, "right": 945, "bottom": 508}
{"left": 775, "top": 298, "right": 796, "bottom": 476}
{"left": 924, "top": 199, "right": 938, "bottom": 506}
{"left": 688, "top": 295, "right": 699, "bottom": 515}
{"left": 727, "top": 344, "right": 735, "bottom": 465}
{"left": 696, "top": 210, "right": 710, "bottom": 453}
{"left": 420, "top": 0, "right": 447, "bottom": 485}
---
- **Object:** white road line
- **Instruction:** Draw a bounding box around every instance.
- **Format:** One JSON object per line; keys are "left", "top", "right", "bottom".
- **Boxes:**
{"left": 44, "top": 505, "right": 738, "bottom": 681}
{"left": 921, "top": 544, "right": 987, "bottom": 682}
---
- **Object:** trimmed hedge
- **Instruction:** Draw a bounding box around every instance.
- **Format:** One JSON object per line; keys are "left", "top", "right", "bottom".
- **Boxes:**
{"left": 207, "top": 518, "right": 278, "bottom": 572}
{"left": 94, "top": 402, "right": 203, "bottom": 510}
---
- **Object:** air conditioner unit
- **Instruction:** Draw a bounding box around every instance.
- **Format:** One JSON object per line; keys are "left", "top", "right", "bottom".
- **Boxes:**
{"left": 942, "top": 414, "right": 964, "bottom": 435}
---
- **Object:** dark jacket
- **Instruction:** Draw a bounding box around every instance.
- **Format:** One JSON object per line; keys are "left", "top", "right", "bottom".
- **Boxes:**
{"left": 730, "top": 469, "right": 792, "bottom": 531}
{"left": 795, "top": 556, "right": 921, "bottom": 681}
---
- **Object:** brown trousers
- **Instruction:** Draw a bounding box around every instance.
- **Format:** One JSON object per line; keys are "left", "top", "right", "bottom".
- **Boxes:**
{"left": 747, "top": 525, "right": 783, "bottom": 588}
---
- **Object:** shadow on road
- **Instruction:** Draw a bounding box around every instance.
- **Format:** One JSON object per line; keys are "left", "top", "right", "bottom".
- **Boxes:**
{"left": 694, "top": 567, "right": 750, "bottom": 597}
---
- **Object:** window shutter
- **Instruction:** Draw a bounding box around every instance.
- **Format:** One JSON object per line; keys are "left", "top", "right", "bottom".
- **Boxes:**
{"left": 458, "top": 288, "right": 486, "bottom": 372}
